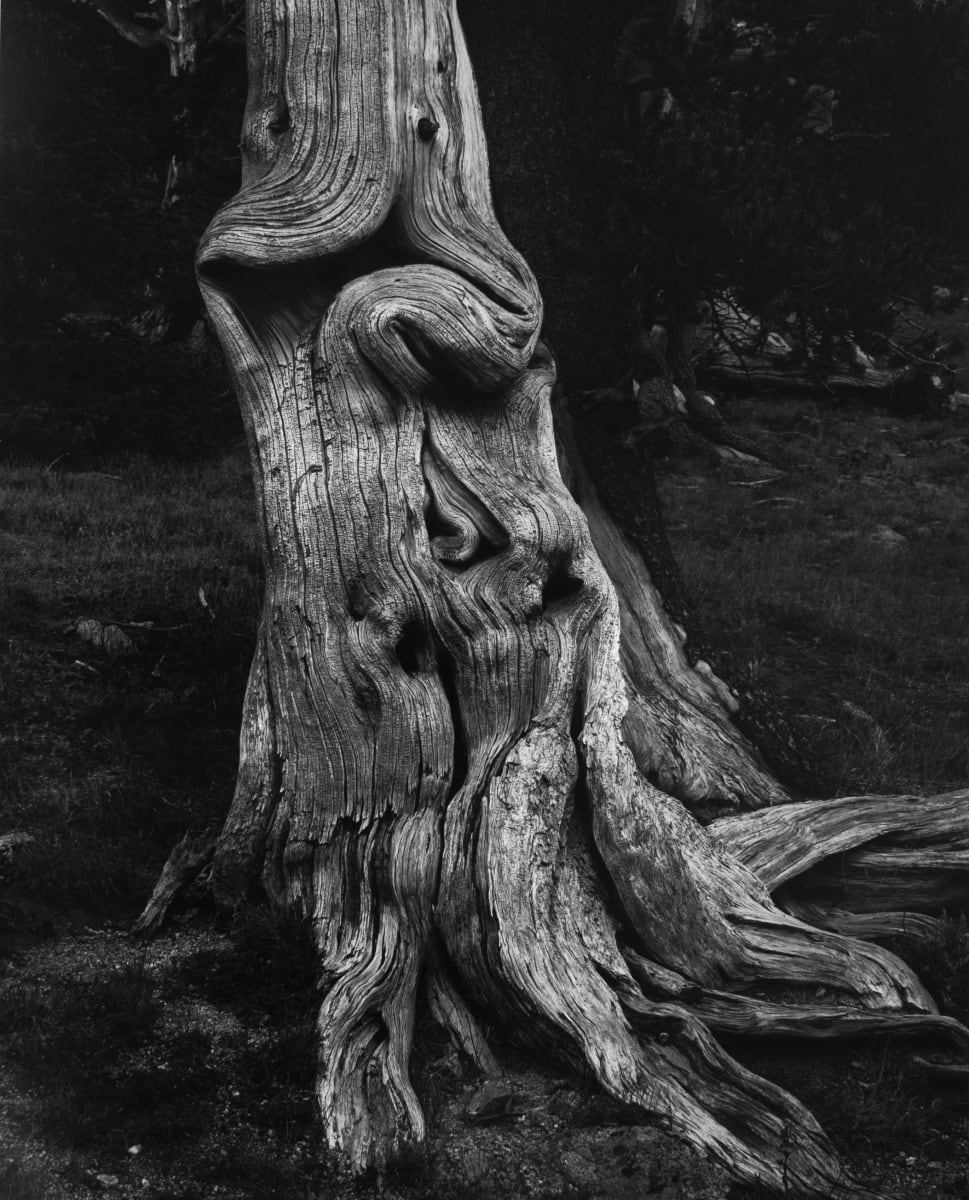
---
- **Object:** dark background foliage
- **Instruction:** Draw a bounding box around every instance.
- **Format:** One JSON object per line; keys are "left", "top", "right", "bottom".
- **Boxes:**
{"left": 607, "top": 0, "right": 969, "bottom": 343}
{"left": 3, "top": 0, "right": 969, "bottom": 462}
{"left": 0, "top": 0, "right": 245, "bottom": 463}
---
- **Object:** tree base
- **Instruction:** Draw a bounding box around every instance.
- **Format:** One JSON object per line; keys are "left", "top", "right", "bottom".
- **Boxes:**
{"left": 167, "top": 1, "right": 969, "bottom": 1194}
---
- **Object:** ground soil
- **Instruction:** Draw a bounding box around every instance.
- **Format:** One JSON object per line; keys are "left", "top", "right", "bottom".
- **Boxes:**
{"left": 2, "top": 376, "right": 969, "bottom": 1200}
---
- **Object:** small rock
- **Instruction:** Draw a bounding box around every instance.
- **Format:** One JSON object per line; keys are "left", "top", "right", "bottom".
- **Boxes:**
{"left": 561, "top": 1149, "right": 595, "bottom": 1189}
{"left": 0, "top": 831, "right": 34, "bottom": 858}
{"left": 95, "top": 1175, "right": 120, "bottom": 1190}
{"left": 464, "top": 1078, "right": 525, "bottom": 1125}
{"left": 869, "top": 525, "right": 908, "bottom": 551}
{"left": 74, "top": 618, "right": 135, "bottom": 658}
{"left": 127, "top": 1144, "right": 142, "bottom": 1156}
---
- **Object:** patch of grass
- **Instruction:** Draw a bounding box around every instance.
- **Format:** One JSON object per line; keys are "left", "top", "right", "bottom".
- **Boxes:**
{"left": 0, "top": 948, "right": 160, "bottom": 1146}
{"left": 0, "top": 451, "right": 260, "bottom": 912}
{"left": 897, "top": 913, "right": 969, "bottom": 1023}
{"left": 0, "top": 921, "right": 324, "bottom": 1198}
{"left": 659, "top": 398, "right": 969, "bottom": 794}
{"left": 0, "top": 1158, "right": 54, "bottom": 1200}
{"left": 730, "top": 1034, "right": 969, "bottom": 1185}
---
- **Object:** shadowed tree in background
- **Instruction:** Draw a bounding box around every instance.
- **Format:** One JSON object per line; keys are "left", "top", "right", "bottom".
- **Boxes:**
{"left": 118, "top": 1, "right": 969, "bottom": 1196}
{"left": 608, "top": 0, "right": 969, "bottom": 415}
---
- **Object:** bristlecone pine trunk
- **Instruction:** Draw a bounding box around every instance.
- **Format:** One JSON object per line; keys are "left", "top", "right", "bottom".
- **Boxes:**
{"left": 170, "top": 1, "right": 969, "bottom": 1195}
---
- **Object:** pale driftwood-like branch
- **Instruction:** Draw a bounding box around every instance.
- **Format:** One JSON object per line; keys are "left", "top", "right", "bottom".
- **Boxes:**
{"left": 162, "top": 0, "right": 207, "bottom": 75}
{"left": 701, "top": 358, "right": 905, "bottom": 397}
{"left": 911, "top": 1057, "right": 969, "bottom": 1084}
{"left": 90, "top": 0, "right": 207, "bottom": 76}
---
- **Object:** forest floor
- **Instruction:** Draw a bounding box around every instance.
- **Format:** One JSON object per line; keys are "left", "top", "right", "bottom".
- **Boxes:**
{"left": 2, "top": 390, "right": 969, "bottom": 1200}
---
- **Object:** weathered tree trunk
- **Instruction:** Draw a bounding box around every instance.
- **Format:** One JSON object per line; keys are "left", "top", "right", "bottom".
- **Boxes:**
{"left": 135, "top": 1, "right": 969, "bottom": 1196}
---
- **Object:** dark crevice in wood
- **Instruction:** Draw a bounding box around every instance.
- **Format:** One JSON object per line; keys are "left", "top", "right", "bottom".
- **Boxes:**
{"left": 346, "top": 581, "right": 370, "bottom": 622}
{"left": 199, "top": 230, "right": 412, "bottom": 345}
{"left": 569, "top": 683, "right": 585, "bottom": 745}
{"left": 267, "top": 102, "right": 291, "bottom": 135}
{"left": 423, "top": 494, "right": 454, "bottom": 544}
{"left": 541, "top": 556, "right": 584, "bottom": 614}
{"left": 377, "top": 208, "right": 531, "bottom": 322}
{"left": 432, "top": 634, "right": 468, "bottom": 802}
{"left": 398, "top": 324, "right": 438, "bottom": 376}
{"left": 395, "top": 619, "right": 429, "bottom": 677}
{"left": 421, "top": 434, "right": 509, "bottom": 569}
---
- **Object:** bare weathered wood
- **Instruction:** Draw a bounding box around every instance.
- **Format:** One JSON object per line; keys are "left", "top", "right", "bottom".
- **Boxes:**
{"left": 425, "top": 943, "right": 501, "bottom": 1077}
{"left": 696, "top": 295, "right": 952, "bottom": 410}
{"left": 710, "top": 791, "right": 969, "bottom": 908}
{"left": 132, "top": 828, "right": 217, "bottom": 938}
{"left": 177, "top": 2, "right": 969, "bottom": 1196}
{"left": 776, "top": 899, "right": 942, "bottom": 948}
{"left": 89, "top": 0, "right": 205, "bottom": 73}
{"left": 623, "top": 948, "right": 969, "bottom": 1057}
{"left": 702, "top": 358, "right": 904, "bottom": 396}
{"left": 88, "top": 0, "right": 170, "bottom": 50}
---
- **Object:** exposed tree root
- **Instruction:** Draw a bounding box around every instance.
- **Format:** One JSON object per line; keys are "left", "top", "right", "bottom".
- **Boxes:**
{"left": 425, "top": 944, "right": 501, "bottom": 1076}
{"left": 131, "top": 827, "right": 217, "bottom": 938}
{"left": 711, "top": 791, "right": 969, "bottom": 912}
{"left": 776, "top": 899, "right": 942, "bottom": 949}
{"left": 432, "top": 713, "right": 883, "bottom": 1199}
{"left": 622, "top": 947, "right": 969, "bottom": 1053}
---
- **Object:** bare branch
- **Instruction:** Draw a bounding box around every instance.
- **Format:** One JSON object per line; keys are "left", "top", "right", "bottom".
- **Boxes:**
{"left": 85, "top": 0, "right": 170, "bottom": 49}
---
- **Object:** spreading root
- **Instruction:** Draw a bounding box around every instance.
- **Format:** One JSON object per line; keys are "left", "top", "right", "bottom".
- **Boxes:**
{"left": 298, "top": 704, "right": 968, "bottom": 1198}
{"left": 136, "top": 591, "right": 969, "bottom": 1199}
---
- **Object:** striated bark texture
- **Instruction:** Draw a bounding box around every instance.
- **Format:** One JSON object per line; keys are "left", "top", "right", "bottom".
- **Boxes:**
{"left": 174, "top": 2, "right": 969, "bottom": 1196}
